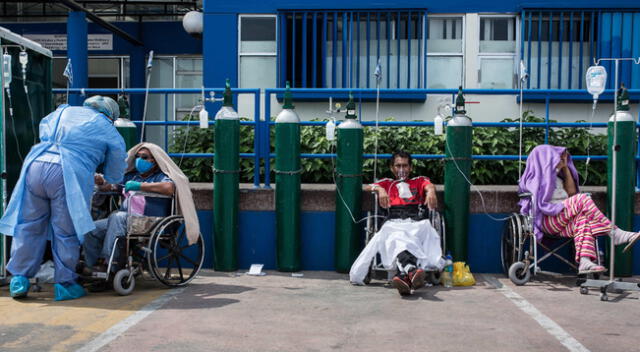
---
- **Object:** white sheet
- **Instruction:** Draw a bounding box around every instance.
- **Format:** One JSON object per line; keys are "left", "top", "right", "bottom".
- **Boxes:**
{"left": 349, "top": 219, "right": 445, "bottom": 285}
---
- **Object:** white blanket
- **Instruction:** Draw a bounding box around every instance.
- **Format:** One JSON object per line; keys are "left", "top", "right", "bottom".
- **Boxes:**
{"left": 349, "top": 219, "right": 445, "bottom": 285}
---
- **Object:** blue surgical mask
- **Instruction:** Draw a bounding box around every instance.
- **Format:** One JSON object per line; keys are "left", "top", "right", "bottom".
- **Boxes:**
{"left": 135, "top": 157, "right": 154, "bottom": 174}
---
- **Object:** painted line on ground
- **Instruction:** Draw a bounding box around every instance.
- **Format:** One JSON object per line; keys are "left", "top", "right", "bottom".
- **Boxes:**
{"left": 75, "top": 287, "right": 186, "bottom": 352}
{"left": 481, "top": 274, "right": 590, "bottom": 352}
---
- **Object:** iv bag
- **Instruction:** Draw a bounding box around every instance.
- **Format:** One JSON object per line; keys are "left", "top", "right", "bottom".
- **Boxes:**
{"left": 19, "top": 51, "right": 28, "bottom": 68}
{"left": 2, "top": 54, "right": 11, "bottom": 88}
{"left": 585, "top": 66, "right": 607, "bottom": 99}
{"left": 326, "top": 119, "right": 336, "bottom": 141}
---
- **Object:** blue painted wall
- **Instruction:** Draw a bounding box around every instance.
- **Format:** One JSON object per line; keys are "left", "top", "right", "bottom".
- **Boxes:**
{"left": 197, "top": 210, "right": 640, "bottom": 274}
{"left": 0, "top": 21, "right": 201, "bottom": 57}
{"left": 205, "top": 0, "right": 640, "bottom": 14}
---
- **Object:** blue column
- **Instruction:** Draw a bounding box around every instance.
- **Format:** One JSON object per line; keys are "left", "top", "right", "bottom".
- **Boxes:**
{"left": 129, "top": 46, "right": 145, "bottom": 121}
{"left": 67, "top": 11, "right": 88, "bottom": 106}
{"left": 203, "top": 13, "right": 237, "bottom": 113}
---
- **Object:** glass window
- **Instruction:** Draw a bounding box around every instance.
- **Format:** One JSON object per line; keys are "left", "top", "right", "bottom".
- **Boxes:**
{"left": 427, "top": 56, "right": 462, "bottom": 89}
{"left": 479, "top": 57, "right": 515, "bottom": 88}
{"left": 426, "top": 15, "right": 463, "bottom": 88}
{"left": 428, "top": 17, "right": 463, "bottom": 53}
{"left": 480, "top": 17, "right": 516, "bottom": 53}
{"left": 239, "top": 15, "right": 277, "bottom": 88}
{"left": 240, "top": 56, "right": 277, "bottom": 89}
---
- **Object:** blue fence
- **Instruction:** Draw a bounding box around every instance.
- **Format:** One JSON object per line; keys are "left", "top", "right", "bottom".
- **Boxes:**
{"left": 55, "top": 87, "right": 640, "bottom": 188}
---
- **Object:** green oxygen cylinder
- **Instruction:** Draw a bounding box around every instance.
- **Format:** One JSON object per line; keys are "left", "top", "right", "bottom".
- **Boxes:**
{"left": 607, "top": 85, "right": 636, "bottom": 277}
{"left": 275, "top": 82, "right": 301, "bottom": 272}
{"left": 334, "top": 95, "right": 363, "bottom": 273}
{"left": 214, "top": 79, "right": 240, "bottom": 271}
{"left": 115, "top": 96, "right": 137, "bottom": 150}
{"left": 444, "top": 86, "right": 472, "bottom": 261}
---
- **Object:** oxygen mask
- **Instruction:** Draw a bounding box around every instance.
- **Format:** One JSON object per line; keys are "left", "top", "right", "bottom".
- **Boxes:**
{"left": 396, "top": 168, "right": 409, "bottom": 181}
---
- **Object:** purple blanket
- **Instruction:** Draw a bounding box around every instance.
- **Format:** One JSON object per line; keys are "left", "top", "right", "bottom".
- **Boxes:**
{"left": 518, "top": 145, "right": 579, "bottom": 240}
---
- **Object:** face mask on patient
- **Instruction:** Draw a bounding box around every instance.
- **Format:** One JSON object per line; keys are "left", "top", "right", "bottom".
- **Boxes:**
{"left": 135, "top": 158, "right": 154, "bottom": 173}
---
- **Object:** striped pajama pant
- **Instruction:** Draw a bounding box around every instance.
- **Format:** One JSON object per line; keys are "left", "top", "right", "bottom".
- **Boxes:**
{"left": 541, "top": 193, "right": 611, "bottom": 262}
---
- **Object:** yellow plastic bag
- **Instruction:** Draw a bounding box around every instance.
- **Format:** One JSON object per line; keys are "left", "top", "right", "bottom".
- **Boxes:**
{"left": 452, "top": 262, "right": 476, "bottom": 286}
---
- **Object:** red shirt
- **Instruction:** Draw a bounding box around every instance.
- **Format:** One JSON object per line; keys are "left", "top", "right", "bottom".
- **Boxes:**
{"left": 373, "top": 176, "right": 431, "bottom": 206}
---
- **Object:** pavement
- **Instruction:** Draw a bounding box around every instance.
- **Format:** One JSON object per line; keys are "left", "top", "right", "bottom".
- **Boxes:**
{"left": 1, "top": 270, "right": 640, "bottom": 352}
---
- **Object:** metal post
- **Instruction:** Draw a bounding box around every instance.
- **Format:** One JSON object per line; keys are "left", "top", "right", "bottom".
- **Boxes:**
{"left": 275, "top": 82, "right": 301, "bottom": 271}
{"left": 335, "top": 95, "right": 363, "bottom": 273}
{"left": 67, "top": 11, "right": 88, "bottom": 106}
{"left": 213, "top": 80, "right": 240, "bottom": 271}
{"left": 0, "top": 58, "right": 5, "bottom": 279}
{"left": 444, "top": 86, "right": 472, "bottom": 261}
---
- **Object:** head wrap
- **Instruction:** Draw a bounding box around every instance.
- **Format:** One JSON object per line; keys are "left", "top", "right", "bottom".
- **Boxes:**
{"left": 83, "top": 95, "right": 120, "bottom": 120}
{"left": 518, "top": 144, "right": 579, "bottom": 240}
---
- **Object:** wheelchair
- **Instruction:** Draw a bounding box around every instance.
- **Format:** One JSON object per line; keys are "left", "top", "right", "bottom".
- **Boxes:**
{"left": 363, "top": 193, "right": 447, "bottom": 286}
{"left": 501, "top": 192, "right": 600, "bottom": 287}
{"left": 87, "top": 189, "right": 205, "bottom": 295}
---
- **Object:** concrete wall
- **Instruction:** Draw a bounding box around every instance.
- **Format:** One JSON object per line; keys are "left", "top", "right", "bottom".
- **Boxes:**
{"left": 192, "top": 183, "right": 640, "bottom": 274}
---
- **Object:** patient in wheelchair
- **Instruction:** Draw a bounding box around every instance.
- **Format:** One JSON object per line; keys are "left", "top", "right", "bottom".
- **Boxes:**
{"left": 349, "top": 150, "right": 444, "bottom": 296}
{"left": 519, "top": 145, "right": 640, "bottom": 274}
{"left": 82, "top": 144, "right": 175, "bottom": 275}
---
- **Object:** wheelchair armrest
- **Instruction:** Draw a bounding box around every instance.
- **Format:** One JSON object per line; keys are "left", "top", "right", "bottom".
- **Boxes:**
{"left": 517, "top": 192, "right": 532, "bottom": 199}
{"left": 129, "top": 191, "right": 173, "bottom": 199}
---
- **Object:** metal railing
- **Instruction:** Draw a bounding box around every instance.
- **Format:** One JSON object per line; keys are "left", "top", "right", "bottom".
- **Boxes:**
{"left": 54, "top": 88, "right": 262, "bottom": 187}
{"left": 53, "top": 87, "right": 640, "bottom": 189}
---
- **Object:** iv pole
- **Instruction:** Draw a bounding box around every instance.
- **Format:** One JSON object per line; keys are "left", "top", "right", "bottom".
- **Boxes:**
{"left": 581, "top": 56, "right": 640, "bottom": 301}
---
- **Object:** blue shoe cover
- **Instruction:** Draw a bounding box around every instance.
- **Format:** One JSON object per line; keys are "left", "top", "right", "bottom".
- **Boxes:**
{"left": 10, "top": 275, "right": 30, "bottom": 299}
{"left": 54, "top": 282, "right": 87, "bottom": 301}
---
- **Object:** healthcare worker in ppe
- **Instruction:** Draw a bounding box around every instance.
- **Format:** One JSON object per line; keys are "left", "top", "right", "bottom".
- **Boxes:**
{"left": 0, "top": 96, "right": 128, "bottom": 301}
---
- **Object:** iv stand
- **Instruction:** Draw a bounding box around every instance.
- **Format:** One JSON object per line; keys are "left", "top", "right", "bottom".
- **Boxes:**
{"left": 581, "top": 57, "right": 640, "bottom": 301}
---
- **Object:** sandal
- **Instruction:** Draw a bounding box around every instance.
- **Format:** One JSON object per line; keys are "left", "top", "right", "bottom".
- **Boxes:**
{"left": 622, "top": 233, "right": 640, "bottom": 253}
{"left": 578, "top": 263, "right": 607, "bottom": 275}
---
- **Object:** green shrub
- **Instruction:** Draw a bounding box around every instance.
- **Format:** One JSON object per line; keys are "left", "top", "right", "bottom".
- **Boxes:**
{"left": 170, "top": 111, "right": 608, "bottom": 185}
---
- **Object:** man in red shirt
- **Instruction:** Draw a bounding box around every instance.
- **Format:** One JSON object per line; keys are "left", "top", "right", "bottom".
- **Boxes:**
{"left": 350, "top": 150, "right": 442, "bottom": 296}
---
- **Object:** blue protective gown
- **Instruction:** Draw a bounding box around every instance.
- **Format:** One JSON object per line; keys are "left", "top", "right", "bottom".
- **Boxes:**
{"left": 0, "top": 105, "right": 127, "bottom": 284}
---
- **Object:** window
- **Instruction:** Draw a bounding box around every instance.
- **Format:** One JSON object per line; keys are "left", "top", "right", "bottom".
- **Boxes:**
{"left": 239, "top": 15, "right": 277, "bottom": 89}
{"left": 522, "top": 10, "right": 596, "bottom": 89}
{"left": 146, "top": 56, "right": 202, "bottom": 148}
{"left": 478, "top": 16, "right": 517, "bottom": 89}
{"left": 427, "top": 16, "right": 463, "bottom": 89}
{"left": 52, "top": 56, "right": 128, "bottom": 105}
{"left": 278, "top": 10, "right": 428, "bottom": 89}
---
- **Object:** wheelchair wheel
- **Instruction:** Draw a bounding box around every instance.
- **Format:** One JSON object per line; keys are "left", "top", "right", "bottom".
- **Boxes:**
{"left": 148, "top": 216, "right": 205, "bottom": 287}
{"left": 501, "top": 214, "right": 520, "bottom": 275}
{"left": 113, "top": 269, "right": 135, "bottom": 296}
{"left": 508, "top": 261, "right": 531, "bottom": 286}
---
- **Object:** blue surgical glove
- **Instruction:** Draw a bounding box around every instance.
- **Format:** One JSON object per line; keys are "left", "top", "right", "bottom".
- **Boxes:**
{"left": 125, "top": 180, "right": 142, "bottom": 192}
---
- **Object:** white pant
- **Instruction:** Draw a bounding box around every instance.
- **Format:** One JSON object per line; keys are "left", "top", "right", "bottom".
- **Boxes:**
{"left": 349, "top": 219, "right": 445, "bottom": 285}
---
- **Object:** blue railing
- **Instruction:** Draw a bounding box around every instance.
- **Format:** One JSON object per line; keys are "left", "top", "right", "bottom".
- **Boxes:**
{"left": 53, "top": 88, "right": 262, "bottom": 188}
{"left": 54, "top": 87, "right": 640, "bottom": 189}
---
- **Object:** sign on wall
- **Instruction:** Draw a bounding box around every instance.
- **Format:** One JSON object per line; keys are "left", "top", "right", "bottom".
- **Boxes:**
{"left": 24, "top": 34, "right": 113, "bottom": 51}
